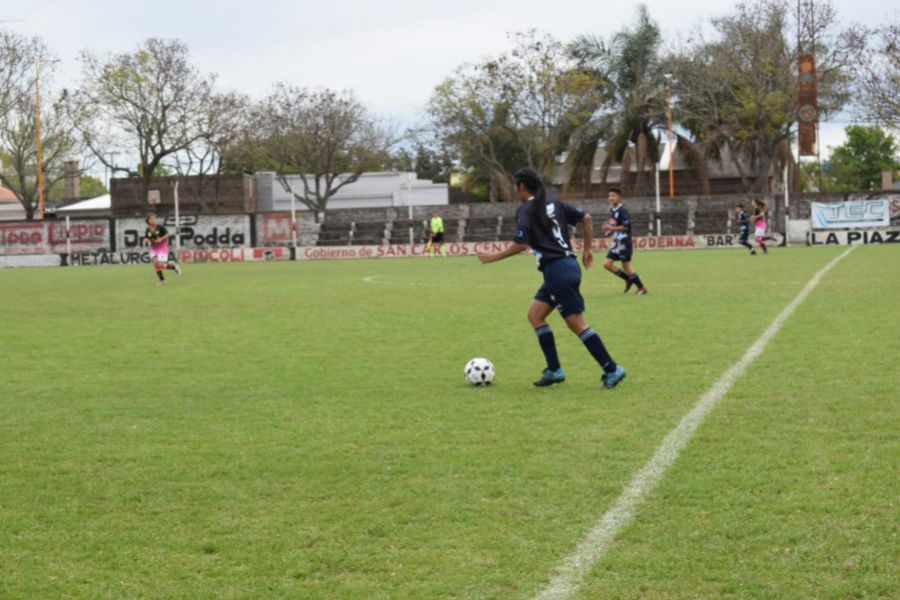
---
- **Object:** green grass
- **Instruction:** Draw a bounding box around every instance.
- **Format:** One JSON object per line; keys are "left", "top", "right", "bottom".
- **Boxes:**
{"left": 0, "top": 246, "right": 896, "bottom": 598}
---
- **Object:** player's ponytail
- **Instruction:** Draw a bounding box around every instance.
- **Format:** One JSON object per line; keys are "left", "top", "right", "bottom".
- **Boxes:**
{"left": 515, "top": 168, "right": 554, "bottom": 234}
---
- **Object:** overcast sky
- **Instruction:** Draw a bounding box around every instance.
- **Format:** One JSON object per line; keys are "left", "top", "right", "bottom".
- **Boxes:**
{"left": 8, "top": 0, "right": 900, "bottom": 155}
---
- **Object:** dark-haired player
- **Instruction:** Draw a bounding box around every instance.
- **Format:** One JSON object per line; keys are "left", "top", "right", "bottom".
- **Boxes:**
{"left": 602, "top": 187, "right": 647, "bottom": 295}
{"left": 477, "top": 168, "right": 626, "bottom": 390}
{"left": 750, "top": 199, "right": 771, "bottom": 254}
{"left": 145, "top": 214, "right": 181, "bottom": 284}
{"left": 736, "top": 204, "right": 755, "bottom": 254}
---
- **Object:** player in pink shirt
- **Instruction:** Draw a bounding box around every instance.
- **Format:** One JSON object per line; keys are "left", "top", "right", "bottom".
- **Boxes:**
{"left": 750, "top": 199, "right": 770, "bottom": 254}
{"left": 145, "top": 214, "right": 181, "bottom": 284}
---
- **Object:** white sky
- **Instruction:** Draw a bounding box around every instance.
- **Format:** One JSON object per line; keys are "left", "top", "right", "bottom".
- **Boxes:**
{"left": 8, "top": 0, "right": 900, "bottom": 156}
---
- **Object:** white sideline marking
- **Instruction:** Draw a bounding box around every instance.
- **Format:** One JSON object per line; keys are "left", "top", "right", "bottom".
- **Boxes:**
{"left": 534, "top": 246, "right": 856, "bottom": 600}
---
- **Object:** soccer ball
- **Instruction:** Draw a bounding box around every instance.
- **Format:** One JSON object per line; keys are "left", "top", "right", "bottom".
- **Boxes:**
{"left": 465, "top": 357, "right": 495, "bottom": 386}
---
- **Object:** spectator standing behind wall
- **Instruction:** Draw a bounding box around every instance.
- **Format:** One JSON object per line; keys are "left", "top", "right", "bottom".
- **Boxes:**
{"left": 428, "top": 211, "right": 446, "bottom": 257}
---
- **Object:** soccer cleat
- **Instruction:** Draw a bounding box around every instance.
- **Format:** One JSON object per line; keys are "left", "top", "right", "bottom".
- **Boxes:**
{"left": 750, "top": 249, "right": 757, "bottom": 255}
{"left": 533, "top": 368, "right": 566, "bottom": 387}
{"left": 636, "top": 287, "right": 648, "bottom": 295}
{"left": 603, "top": 365, "right": 627, "bottom": 389}
{"left": 624, "top": 277, "right": 634, "bottom": 294}
{"left": 173, "top": 262, "right": 182, "bottom": 275}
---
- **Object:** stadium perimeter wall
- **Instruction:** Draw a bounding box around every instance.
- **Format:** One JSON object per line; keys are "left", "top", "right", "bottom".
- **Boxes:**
{"left": 1, "top": 194, "right": 898, "bottom": 267}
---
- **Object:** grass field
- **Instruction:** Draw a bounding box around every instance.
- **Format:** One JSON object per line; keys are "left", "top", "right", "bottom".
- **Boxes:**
{"left": 1, "top": 246, "right": 897, "bottom": 598}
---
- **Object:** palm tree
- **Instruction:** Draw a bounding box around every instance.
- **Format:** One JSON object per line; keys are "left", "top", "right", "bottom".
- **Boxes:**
{"left": 565, "top": 5, "right": 666, "bottom": 196}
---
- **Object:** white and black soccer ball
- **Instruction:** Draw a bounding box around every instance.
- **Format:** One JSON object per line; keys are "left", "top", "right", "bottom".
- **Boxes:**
{"left": 465, "top": 357, "right": 495, "bottom": 386}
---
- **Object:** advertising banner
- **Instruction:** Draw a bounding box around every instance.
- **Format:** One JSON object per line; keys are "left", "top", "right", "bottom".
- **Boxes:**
{"left": 806, "top": 229, "right": 900, "bottom": 246}
{"left": 294, "top": 233, "right": 781, "bottom": 261}
{"left": 116, "top": 215, "right": 250, "bottom": 250}
{"left": 0, "top": 220, "right": 110, "bottom": 255}
{"left": 65, "top": 246, "right": 291, "bottom": 266}
{"left": 811, "top": 200, "right": 891, "bottom": 229}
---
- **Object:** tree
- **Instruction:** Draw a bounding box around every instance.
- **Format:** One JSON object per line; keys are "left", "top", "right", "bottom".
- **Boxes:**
{"left": 429, "top": 30, "right": 605, "bottom": 201}
{"left": 235, "top": 84, "right": 393, "bottom": 220}
{"left": 566, "top": 5, "right": 666, "bottom": 195}
{"left": 47, "top": 174, "right": 108, "bottom": 201}
{"left": 823, "top": 126, "right": 899, "bottom": 191}
{"left": 0, "top": 31, "right": 83, "bottom": 220}
{"left": 72, "top": 38, "right": 232, "bottom": 204}
{"left": 853, "top": 23, "right": 899, "bottom": 128}
{"left": 670, "top": 0, "right": 864, "bottom": 193}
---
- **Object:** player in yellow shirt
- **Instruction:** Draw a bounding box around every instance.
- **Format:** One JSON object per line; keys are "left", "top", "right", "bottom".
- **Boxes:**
{"left": 428, "top": 211, "right": 446, "bottom": 257}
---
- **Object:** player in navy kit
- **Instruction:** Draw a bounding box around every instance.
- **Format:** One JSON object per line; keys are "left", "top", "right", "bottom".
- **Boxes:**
{"left": 602, "top": 187, "right": 647, "bottom": 294}
{"left": 736, "top": 204, "right": 755, "bottom": 254}
{"left": 477, "top": 168, "right": 626, "bottom": 390}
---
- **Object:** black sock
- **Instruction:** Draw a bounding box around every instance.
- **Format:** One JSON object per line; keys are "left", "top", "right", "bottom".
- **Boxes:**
{"left": 741, "top": 240, "right": 753, "bottom": 250}
{"left": 629, "top": 272, "right": 645, "bottom": 289}
{"left": 578, "top": 327, "right": 617, "bottom": 374}
{"left": 156, "top": 271, "right": 164, "bottom": 281}
{"left": 614, "top": 269, "right": 629, "bottom": 282}
{"left": 535, "top": 325, "right": 561, "bottom": 372}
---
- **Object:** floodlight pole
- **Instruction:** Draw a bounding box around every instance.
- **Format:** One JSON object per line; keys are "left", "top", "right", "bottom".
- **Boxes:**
{"left": 289, "top": 182, "right": 298, "bottom": 250}
{"left": 173, "top": 179, "right": 181, "bottom": 251}
{"left": 655, "top": 160, "right": 662, "bottom": 236}
{"left": 665, "top": 74, "right": 675, "bottom": 198}
{"left": 35, "top": 61, "right": 45, "bottom": 218}
{"left": 407, "top": 173, "right": 414, "bottom": 246}
{"left": 783, "top": 164, "right": 790, "bottom": 247}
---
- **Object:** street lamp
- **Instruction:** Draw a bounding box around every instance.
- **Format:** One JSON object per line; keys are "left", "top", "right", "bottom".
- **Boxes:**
{"left": 35, "top": 58, "right": 60, "bottom": 219}
{"left": 665, "top": 73, "right": 675, "bottom": 198}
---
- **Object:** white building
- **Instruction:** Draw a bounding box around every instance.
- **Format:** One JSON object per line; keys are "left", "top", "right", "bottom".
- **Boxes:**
{"left": 256, "top": 171, "right": 448, "bottom": 213}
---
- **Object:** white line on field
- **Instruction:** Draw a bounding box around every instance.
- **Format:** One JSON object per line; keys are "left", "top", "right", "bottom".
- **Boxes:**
{"left": 534, "top": 245, "right": 857, "bottom": 600}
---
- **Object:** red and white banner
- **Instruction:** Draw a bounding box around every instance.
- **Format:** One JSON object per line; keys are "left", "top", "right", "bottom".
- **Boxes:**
{"left": 0, "top": 220, "right": 110, "bottom": 255}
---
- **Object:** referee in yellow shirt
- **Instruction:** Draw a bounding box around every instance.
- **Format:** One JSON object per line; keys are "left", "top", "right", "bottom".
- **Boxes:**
{"left": 428, "top": 211, "right": 446, "bottom": 257}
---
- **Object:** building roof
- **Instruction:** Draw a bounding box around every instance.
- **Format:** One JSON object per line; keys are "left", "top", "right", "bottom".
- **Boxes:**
{"left": 0, "top": 187, "right": 18, "bottom": 203}
{"left": 57, "top": 194, "right": 111, "bottom": 212}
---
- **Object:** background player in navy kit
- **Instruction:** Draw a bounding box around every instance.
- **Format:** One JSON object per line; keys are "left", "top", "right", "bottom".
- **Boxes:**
{"left": 736, "top": 204, "right": 755, "bottom": 254}
{"left": 602, "top": 187, "right": 648, "bottom": 295}
{"left": 478, "top": 168, "right": 626, "bottom": 390}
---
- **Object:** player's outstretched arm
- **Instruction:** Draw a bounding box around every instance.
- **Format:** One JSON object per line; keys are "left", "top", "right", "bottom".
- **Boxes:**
{"left": 478, "top": 242, "right": 529, "bottom": 264}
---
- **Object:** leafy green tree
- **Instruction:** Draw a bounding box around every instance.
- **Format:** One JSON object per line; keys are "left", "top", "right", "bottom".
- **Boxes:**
{"left": 72, "top": 39, "right": 234, "bottom": 204}
{"left": 0, "top": 30, "right": 82, "bottom": 220}
{"left": 233, "top": 84, "right": 393, "bottom": 219}
{"left": 824, "top": 126, "right": 899, "bottom": 191}
{"left": 854, "top": 23, "right": 899, "bottom": 128}
{"left": 429, "top": 30, "right": 605, "bottom": 201}
{"left": 670, "top": 0, "right": 864, "bottom": 193}
{"left": 47, "top": 175, "right": 108, "bottom": 201}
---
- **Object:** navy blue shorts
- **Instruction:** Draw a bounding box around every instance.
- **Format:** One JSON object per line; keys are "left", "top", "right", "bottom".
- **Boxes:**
{"left": 534, "top": 257, "right": 585, "bottom": 317}
{"left": 606, "top": 239, "right": 633, "bottom": 262}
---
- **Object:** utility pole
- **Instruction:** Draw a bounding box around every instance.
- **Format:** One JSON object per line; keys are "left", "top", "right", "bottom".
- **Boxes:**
{"left": 665, "top": 73, "right": 675, "bottom": 198}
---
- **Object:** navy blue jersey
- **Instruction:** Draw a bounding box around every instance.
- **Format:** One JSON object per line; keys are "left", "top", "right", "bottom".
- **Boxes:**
{"left": 737, "top": 211, "right": 750, "bottom": 230}
{"left": 609, "top": 204, "right": 631, "bottom": 242}
{"left": 514, "top": 199, "right": 585, "bottom": 270}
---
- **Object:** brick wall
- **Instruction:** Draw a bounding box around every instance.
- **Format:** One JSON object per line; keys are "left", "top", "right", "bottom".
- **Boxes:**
{"left": 111, "top": 174, "right": 256, "bottom": 217}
